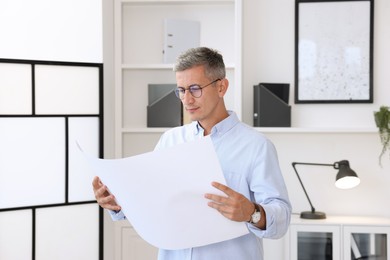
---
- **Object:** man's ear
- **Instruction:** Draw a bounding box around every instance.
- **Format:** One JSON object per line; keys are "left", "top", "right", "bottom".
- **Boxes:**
{"left": 218, "top": 78, "right": 229, "bottom": 97}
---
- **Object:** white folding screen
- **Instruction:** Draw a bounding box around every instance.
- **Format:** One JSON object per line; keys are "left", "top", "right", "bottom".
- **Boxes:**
{"left": 0, "top": 59, "right": 103, "bottom": 260}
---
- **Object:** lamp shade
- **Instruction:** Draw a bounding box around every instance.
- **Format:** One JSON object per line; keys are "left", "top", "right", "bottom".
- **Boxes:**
{"left": 335, "top": 160, "right": 360, "bottom": 189}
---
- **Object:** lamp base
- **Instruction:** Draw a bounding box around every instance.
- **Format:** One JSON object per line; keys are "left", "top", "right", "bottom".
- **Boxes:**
{"left": 300, "top": 211, "right": 326, "bottom": 219}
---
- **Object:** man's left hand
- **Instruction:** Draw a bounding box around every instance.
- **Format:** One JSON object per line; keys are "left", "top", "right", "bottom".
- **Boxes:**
{"left": 204, "top": 181, "right": 254, "bottom": 222}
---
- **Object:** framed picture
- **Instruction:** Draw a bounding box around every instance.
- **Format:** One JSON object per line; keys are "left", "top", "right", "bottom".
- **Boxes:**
{"left": 295, "top": 0, "right": 374, "bottom": 103}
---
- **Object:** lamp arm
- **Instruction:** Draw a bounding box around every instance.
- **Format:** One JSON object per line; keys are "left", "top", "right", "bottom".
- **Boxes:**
{"left": 291, "top": 162, "right": 335, "bottom": 213}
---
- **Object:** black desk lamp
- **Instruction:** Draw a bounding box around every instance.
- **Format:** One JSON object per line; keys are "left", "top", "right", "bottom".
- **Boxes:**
{"left": 292, "top": 160, "right": 360, "bottom": 219}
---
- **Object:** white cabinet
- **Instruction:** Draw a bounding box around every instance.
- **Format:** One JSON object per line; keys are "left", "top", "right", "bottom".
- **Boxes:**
{"left": 288, "top": 215, "right": 390, "bottom": 260}
{"left": 114, "top": 0, "right": 243, "bottom": 157}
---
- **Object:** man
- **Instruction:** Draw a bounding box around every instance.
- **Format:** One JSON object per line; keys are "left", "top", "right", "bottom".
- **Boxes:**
{"left": 93, "top": 47, "right": 291, "bottom": 259}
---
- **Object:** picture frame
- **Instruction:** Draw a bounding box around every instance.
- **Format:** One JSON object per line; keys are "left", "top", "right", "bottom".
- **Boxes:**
{"left": 295, "top": 0, "right": 374, "bottom": 103}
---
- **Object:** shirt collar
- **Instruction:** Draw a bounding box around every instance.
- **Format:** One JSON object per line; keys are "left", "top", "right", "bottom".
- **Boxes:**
{"left": 192, "top": 110, "right": 239, "bottom": 136}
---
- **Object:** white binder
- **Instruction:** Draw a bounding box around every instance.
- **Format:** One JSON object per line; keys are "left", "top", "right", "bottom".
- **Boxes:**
{"left": 163, "top": 19, "right": 200, "bottom": 64}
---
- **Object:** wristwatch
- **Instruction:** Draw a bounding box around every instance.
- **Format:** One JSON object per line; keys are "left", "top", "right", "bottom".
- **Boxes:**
{"left": 249, "top": 203, "right": 261, "bottom": 224}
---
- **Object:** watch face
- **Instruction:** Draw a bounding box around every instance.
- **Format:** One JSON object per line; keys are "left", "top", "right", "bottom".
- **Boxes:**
{"left": 252, "top": 212, "right": 261, "bottom": 223}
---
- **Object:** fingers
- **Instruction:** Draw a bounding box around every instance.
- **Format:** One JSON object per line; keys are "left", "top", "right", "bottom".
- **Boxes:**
{"left": 92, "top": 176, "right": 101, "bottom": 189}
{"left": 211, "top": 181, "right": 235, "bottom": 196}
{"left": 92, "top": 176, "right": 107, "bottom": 199}
{"left": 92, "top": 176, "right": 121, "bottom": 211}
{"left": 98, "top": 194, "right": 121, "bottom": 211}
{"left": 94, "top": 184, "right": 109, "bottom": 200}
{"left": 204, "top": 192, "right": 227, "bottom": 204}
{"left": 205, "top": 181, "right": 253, "bottom": 222}
{"left": 96, "top": 188, "right": 121, "bottom": 211}
{"left": 206, "top": 199, "right": 228, "bottom": 212}
{"left": 204, "top": 182, "right": 233, "bottom": 216}
{"left": 205, "top": 182, "right": 237, "bottom": 204}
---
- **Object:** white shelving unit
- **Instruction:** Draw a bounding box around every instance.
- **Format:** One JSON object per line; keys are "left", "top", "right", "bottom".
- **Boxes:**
{"left": 114, "top": 0, "right": 242, "bottom": 158}
{"left": 288, "top": 215, "right": 390, "bottom": 260}
{"left": 112, "top": 1, "right": 242, "bottom": 258}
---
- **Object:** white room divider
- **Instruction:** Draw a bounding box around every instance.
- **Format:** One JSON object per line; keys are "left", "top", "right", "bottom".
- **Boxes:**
{"left": 0, "top": 58, "right": 103, "bottom": 260}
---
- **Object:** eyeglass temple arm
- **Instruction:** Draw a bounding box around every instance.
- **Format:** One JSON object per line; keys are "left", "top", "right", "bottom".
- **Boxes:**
{"left": 292, "top": 162, "right": 336, "bottom": 214}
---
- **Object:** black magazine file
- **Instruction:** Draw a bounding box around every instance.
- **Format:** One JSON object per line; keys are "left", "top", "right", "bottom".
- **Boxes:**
{"left": 253, "top": 83, "right": 291, "bottom": 127}
{"left": 147, "top": 84, "right": 182, "bottom": 127}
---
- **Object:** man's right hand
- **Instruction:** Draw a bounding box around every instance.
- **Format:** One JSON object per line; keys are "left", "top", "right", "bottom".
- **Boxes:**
{"left": 92, "top": 176, "right": 121, "bottom": 212}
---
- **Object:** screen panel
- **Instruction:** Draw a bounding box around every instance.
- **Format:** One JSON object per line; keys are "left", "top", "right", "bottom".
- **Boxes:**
{"left": 35, "top": 65, "right": 100, "bottom": 115}
{"left": 0, "top": 63, "right": 32, "bottom": 114}
{"left": 0, "top": 210, "right": 32, "bottom": 260}
{"left": 68, "top": 117, "right": 100, "bottom": 202}
{"left": 0, "top": 117, "right": 66, "bottom": 208}
{"left": 35, "top": 204, "right": 100, "bottom": 260}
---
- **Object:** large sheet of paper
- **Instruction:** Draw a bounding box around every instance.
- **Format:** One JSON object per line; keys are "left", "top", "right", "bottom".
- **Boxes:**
{"left": 83, "top": 136, "right": 248, "bottom": 250}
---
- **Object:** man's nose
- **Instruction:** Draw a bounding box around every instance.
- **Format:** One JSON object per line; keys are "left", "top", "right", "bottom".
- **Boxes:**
{"left": 182, "top": 90, "right": 194, "bottom": 103}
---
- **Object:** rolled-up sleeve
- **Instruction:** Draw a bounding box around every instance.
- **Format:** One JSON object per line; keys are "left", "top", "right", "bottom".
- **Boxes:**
{"left": 247, "top": 139, "right": 292, "bottom": 238}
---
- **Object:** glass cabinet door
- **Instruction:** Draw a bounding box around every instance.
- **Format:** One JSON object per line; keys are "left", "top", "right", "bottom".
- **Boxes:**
{"left": 290, "top": 224, "right": 341, "bottom": 260}
{"left": 344, "top": 226, "right": 390, "bottom": 260}
{"left": 298, "top": 232, "right": 333, "bottom": 260}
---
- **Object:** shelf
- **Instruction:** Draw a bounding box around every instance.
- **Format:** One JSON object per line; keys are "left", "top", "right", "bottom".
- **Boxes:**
{"left": 291, "top": 214, "right": 390, "bottom": 226}
{"left": 255, "top": 127, "right": 378, "bottom": 134}
{"left": 121, "top": 63, "right": 236, "bottom": 70}
{"left": 121, "top": 127, "right": 378, "bottom": 134}
{"left": 121, "top": 0, "right": 235, "bottom": 4}
{"left": 122, "top": 64, "right": 173, "bottom": 69}
{"left": 122, "top": 127, "right": 171, "bottom": 133}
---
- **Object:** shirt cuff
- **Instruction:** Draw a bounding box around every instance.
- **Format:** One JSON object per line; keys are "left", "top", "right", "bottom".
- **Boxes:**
{"left": 108, "top": 209, "right": 126, "bottom": 221}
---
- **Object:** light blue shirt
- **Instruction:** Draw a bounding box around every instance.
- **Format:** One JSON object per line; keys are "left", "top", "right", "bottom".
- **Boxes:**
{"left": 110, "top": 111, "right": 291, "bottom": 260}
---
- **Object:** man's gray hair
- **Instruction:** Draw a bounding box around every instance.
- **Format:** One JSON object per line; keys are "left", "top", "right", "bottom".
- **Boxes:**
{"left": 174, "top": 47, "right": 226, "bottom": 80}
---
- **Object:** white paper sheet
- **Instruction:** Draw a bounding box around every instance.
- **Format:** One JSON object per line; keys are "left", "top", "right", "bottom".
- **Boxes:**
{"left": 82, "top": 136, "right": 248, "bottom": 250}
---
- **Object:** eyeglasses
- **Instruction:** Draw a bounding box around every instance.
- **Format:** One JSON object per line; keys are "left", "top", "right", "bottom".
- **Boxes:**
{"left": 174, "top": 79, "right": 221, "bottom": 99}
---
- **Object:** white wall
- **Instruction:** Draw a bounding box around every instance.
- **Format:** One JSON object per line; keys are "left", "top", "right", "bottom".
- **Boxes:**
{"left": 242, "top": 0, "right": 390, "bottom": 128}
{"left": 243, "top": 0, "right": 390, "bottom": 216}
{"left": 242, "top": 1, "right": 390, "bottom": 258}
{"left": 0, "top": 0, "right": 102, "bottom": 62}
